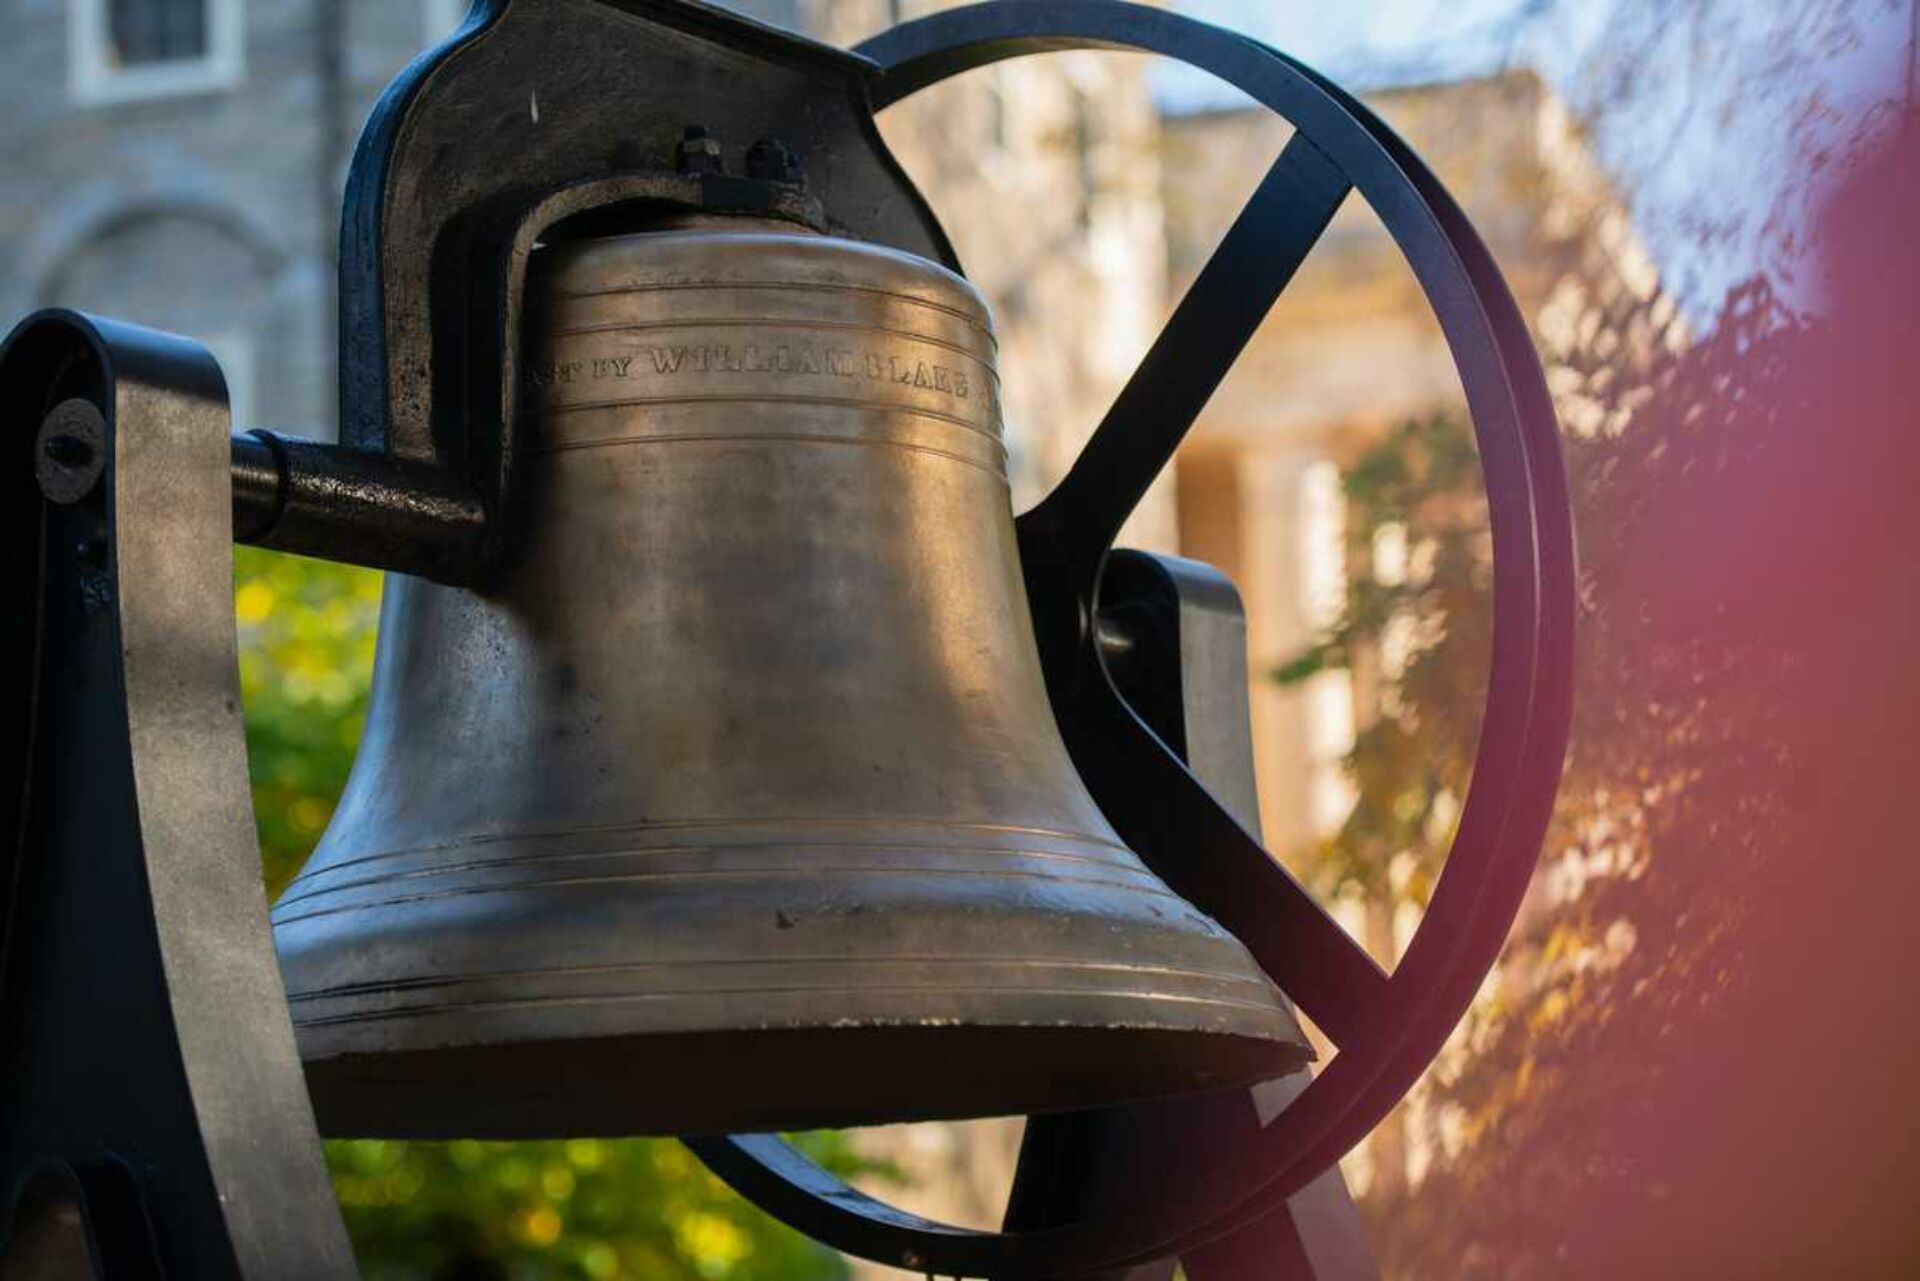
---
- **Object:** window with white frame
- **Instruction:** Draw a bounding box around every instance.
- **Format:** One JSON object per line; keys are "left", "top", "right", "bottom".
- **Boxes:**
{"left": 1299, "top": 460, "right": 1358, "bottom": 837}
{"left": 70, "top": 0, "right": 244, "bottom": 105}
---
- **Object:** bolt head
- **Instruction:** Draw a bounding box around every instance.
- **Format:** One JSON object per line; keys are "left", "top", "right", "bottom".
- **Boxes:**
{"left": 677, "top": 125, "right": 725, "bottom": 175}
{"left": 746, "top": 138, "right": 805, "bottom": 186}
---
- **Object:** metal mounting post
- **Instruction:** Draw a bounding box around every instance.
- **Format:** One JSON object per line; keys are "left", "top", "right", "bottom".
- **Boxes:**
{"left": 1002, "top": 551, "right": 1379, "bottom": 1281}
{"left": 0, "top": 312, "right": 355, "bottom": 1279}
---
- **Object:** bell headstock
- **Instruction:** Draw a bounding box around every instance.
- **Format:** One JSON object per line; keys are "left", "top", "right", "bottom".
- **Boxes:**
{"left": 332, "top": 0, "right": 956, "bottom": 579}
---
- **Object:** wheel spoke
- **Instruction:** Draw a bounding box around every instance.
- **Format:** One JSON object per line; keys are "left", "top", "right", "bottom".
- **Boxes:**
{"left": 1062, "top": 675, "right": 1390, "bottom": 1049}
{"left": 698, "top": 7, "right": 1575, "bottom": 1276}
{"left": 1033, "top": 131, "right": 1351, "bottom": 558}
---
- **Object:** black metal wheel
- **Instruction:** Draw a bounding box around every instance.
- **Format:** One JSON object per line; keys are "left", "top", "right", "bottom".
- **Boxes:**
{"left": 686, "top": 3, "right": 1576, "bottom": 1275}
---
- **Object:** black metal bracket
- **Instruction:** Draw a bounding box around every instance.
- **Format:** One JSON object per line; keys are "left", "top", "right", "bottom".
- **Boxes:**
{"left": 1005, "top": 551, "right": 1379, "bottom": 1281}
{"left": 236, "top": 0, "right": 958, "bottom": 583}
{"left": 0, "top": 313, "right": 355, "bottom": 1278}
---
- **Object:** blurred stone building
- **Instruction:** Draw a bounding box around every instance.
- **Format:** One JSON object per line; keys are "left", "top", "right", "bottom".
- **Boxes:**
{"left": 1164, "top": 69, "right": 1613, "bottom": 893}
{"left": 1160, "top": 68, "right": 1655, "bottom": 1204}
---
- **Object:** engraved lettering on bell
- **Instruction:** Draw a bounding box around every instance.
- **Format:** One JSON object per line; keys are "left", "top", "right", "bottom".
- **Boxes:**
{"left": 537, "top": 342, "right": 976, "bottom": 401}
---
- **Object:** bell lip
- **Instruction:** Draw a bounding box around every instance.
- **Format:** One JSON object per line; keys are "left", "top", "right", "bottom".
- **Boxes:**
{"left": 298, "top": 1021, "right": 1315, "bottom": 1140}
{"left": 276, "top": 938, "right": 1307, "bottom": 1058}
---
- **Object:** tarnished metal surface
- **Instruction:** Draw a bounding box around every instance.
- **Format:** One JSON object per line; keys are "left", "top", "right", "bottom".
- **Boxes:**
{"left": 227, "top": 428, "right": 490, "bottom": 580}
{"left": 273, "top": 225, "right": 1309, "bottom": 1139}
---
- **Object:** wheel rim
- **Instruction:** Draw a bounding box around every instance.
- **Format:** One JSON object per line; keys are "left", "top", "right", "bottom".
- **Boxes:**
{"left": 686, "top": 3, "right": 1575, "bottom": 1274}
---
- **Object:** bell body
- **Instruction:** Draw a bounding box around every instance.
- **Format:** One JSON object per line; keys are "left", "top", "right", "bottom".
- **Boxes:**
{"left": 273, "top": 223, "right": 1308, "bottom": 1138}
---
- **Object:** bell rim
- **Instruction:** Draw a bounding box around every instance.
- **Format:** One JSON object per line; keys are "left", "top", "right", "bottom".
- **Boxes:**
{"left": 298, "top": 1021, "right": 1314, "bottom": 1140}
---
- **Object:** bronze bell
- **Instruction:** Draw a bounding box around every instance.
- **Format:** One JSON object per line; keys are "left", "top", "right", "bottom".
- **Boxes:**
{"left": 271, "top": 219, "right": 1310, "bottom": 1139}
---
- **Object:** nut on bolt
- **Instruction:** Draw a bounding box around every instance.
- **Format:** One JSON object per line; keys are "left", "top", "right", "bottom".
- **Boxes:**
{"left": 746, "top": 138, "right": 805, "bottom": 186}
{"left": 677, "top": 125, "right": 725, "bottom": 175}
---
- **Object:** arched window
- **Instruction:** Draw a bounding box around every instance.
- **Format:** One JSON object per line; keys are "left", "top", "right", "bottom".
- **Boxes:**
{"left": 69, "top": 0, "right": 244, "bottom": 104}
{"left": 42, "top": 209, "right": 277, "bottom": 426}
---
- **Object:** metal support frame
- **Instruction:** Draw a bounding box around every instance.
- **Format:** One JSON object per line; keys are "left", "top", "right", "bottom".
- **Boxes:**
{"left": 0, "top": 335, "right": 1376, "bottom": 1281}
{"left": 1002, "top": 551, "right": 1377, "bottom": 1281}
{"left": 0, "top": 313, "right": 354, "bottom": 1278}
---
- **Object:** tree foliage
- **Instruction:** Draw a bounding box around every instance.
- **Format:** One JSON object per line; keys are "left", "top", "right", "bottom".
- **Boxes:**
{"left": 1284, "top": 112, "right": 1920, "bottom": 1273}
{"left": 1345, "top": 276, "right": 1809, "bottom": 1276}
{"left": 234, "top": 546, "right": 381, "bottom": 899}
{"left": 1274, "top": 412, "right": 1490, "bottom": 906}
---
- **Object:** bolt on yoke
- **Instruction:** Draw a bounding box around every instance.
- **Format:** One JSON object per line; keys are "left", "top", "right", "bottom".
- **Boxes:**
{"left": 214, "top": 0, "right": 956, "bottom": 585}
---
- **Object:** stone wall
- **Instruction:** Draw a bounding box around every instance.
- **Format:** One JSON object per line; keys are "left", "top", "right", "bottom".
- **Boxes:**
{"left": 0, "top": 0, "right": 1172, "bottom": 503}
{"left": 0, "top": 0, "right": 368, "bottom": 430}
